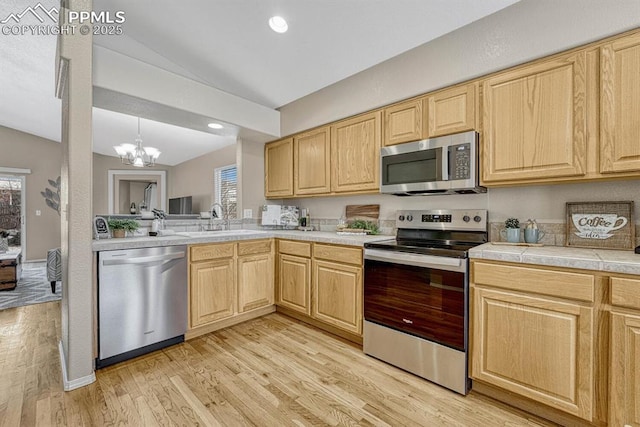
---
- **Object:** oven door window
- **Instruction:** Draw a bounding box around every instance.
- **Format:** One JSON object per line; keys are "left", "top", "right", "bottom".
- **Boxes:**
{"left": 381, "top": 147, "right": 443, "bottom": 186}
{"left": 364, "top": 259, "right": 465, "bottom": 351}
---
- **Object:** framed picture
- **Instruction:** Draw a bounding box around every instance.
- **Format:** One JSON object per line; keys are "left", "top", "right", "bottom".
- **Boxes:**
{"left": 566, "top": 201, "right": 635, "bottom": 250}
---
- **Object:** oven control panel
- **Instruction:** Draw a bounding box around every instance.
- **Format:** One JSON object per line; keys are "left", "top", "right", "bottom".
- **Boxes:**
{"left": 396, "top": 209, "right": 487, "bottom": 231}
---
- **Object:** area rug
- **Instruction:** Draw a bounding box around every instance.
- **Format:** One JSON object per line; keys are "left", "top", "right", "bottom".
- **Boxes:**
{"left": 0, "top": 265, "right": 60, "bottom": 310}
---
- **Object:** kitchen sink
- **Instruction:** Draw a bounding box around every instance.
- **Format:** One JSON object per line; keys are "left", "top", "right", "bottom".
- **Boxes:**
{"left": 175, "top": 229, "right": 266, "bottom": 238}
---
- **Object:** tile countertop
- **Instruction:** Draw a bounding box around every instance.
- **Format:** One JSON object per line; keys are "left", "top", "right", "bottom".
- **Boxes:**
{"left": 469, "top": 242, "right": 640, "bottom": 276}
{"left": 91, "top": 230, "right": 392, "bottom": 252}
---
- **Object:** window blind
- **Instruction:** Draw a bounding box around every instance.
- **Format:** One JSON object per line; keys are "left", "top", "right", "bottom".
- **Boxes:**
{"left": 214, "top": 165, "right": 237, "bottom": 219}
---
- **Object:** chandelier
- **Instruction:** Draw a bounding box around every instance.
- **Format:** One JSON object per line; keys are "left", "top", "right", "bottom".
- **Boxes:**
{"left": 113, "top": 117, "right": 161, "bottom": 167}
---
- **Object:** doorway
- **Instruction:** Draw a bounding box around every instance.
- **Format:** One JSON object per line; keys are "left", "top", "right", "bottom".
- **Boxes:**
{"left": 0, "top": 175, "right": 25, "bottom": 253}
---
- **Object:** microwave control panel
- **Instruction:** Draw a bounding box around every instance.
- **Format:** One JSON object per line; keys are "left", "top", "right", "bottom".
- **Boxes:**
{"left": 449, "top": 143, "right": 471, "bottom": 180}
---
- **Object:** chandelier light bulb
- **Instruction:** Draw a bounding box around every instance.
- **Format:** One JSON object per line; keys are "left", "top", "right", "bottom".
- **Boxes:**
{"left": 112, "top": 117, "right": 161, "bottom": 167}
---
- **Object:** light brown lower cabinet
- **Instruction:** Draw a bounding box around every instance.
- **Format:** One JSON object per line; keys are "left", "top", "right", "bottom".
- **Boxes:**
{"left": 470, "top": 260, "right": 605, "bottom": 424}
{"left": 312, "top": 259, "right": 362, "bottom": 335}
{"left": 190, "top": 257, "right": 235, "bottom": 327}
{"left": 472, "top": 286, "right": 594, "bottom": 420}
{"left": 277, "top": 253, "right": 311, "bottom": 315}
{"left": 610, "top": 312, "right": 640, "bottom": 427}
{"left": 188, "top": 240, "right": 275, "bottom": 336}
{"left": 276, "top": 240, "right": 363, "bottom": 342}
{"left": 237, "top": 252, "right": 274, "bottom": 313}
{"left": 610, "top": 275, "right": 640, "bottom": 427}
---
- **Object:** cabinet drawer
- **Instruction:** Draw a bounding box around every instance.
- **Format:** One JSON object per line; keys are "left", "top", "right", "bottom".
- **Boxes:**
{"left": 313, "top": 244, "right": 362, "bottom": 266}
{"left": 238, "top": 239, "right": 272, "bottom": 256}
{"left": 278, "top": 240, "right": 311, "bottom": 257}
{"left": 472, "top": 261, "right": 594, "bottom": 302}
{"left": 190, "top": 243, "right": 235, "bottom": 262}
{"left": 611, "top": 276, "right": 640, "bottom": 310}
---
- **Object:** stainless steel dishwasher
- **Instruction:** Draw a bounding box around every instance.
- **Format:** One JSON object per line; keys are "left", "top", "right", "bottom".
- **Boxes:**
{"left": 97, "top": 245, "right": 187, "bottom": 368}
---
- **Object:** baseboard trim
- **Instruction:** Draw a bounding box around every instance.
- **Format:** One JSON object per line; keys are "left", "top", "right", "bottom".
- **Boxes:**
{"left": 185, "top": 305, "right": 276, "bottom": 340}
{"left": 275, "top": 305, "right": 363, "bottom": 345}
{"left": 58, "top": 340, "right": 96, "bottom": 391}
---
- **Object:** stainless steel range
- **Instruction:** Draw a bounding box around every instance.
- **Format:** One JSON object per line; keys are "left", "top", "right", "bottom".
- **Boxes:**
{"left": 363, "top": 209, "right": 488, "bottom": 395}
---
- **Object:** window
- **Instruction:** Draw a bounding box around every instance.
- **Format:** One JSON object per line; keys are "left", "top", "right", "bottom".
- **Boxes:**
{"left": 214, "top": 165, "right": 237, "bottom": 219}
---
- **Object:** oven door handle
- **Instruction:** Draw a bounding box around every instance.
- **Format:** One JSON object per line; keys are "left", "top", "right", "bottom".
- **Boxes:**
{"left": 364, "top": 249, "right": 466, "bottom": 273}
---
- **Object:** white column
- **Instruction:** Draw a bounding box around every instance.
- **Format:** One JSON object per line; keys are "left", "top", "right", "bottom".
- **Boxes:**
{"left": 56, "top": 0, "right": 95, "bottom": 390}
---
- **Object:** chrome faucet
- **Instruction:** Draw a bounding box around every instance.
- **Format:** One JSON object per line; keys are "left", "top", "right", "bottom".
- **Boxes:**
{"left": 207, "top": 202, "right": 229, "bottom": 230}
{"left": 210, "top": 202, "right": 224, "bottom": 219}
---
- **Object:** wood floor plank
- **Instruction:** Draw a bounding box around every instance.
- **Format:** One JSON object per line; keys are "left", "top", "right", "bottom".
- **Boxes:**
{"left": 35, "top": 396, "right": 51, "bottom": 426}
{"left": 1, "top": 302, "right": 559, "bottom": 426}
{"left": 132, "top": 395, "right": 161, "bottom": 427}
{"left": 169, "top": 375, "right": 222, "bottom": 427}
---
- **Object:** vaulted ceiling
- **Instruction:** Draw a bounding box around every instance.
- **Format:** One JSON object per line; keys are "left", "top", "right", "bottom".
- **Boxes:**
{"left": 0, "top": 0, "right": 519, "bottom": 165}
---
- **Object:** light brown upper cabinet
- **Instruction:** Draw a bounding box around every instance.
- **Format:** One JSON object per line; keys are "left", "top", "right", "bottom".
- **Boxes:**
{"left": 294, "top": 126, "right": 331, "bottom": 195}
{"left": 600, "top": 32, "right": 640, "bottom": 174}
{"left": 426, "top": 83, "right": 477, "bottom": 138}
{"left": 331, "top": 111, "right": 382, "bottom": 193}
{"left": 265, "top": 137, "right": 294, "bottom": 198}
{"left": 383, "top": 98, "right": 424, "bottom": 146}
{"left": 481, "top": 51, "right": 588, "bottom": 184}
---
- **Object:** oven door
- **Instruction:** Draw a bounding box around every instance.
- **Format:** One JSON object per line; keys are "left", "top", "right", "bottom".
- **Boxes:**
{"left": 363, "top": 249, "right": 467, "bottom": 351}
{"left": 380, "top": 141, "right": 446, "bottom": 194}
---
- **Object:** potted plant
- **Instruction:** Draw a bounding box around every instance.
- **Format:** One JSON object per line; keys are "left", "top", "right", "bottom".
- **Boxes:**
{"left": 107, "top": 218, "right": 139, "bottom": 238}
{"left": 347, "top": 219, "right": 380, "bottom": 235}
{"left": 501, "top": 217, "right": 521, "bottom": 243}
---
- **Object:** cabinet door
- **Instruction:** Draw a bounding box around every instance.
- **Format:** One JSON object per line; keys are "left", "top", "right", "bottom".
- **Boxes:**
{"left": 481, "top": 52, "right": 587, "bottom": 184}
{"left": 277, "top": 254, "right": 311, "bottom": 315}
{"left": 471, "top": 287, "right": 594, "bottom": 421}
{"left": 383, "top": 98, "right": 424, "bottom": 146}
{"left": 237, "top": 253, "right": 274, "bottom": 313}
{"left": 610, "top": 312, "right": 640, "bottom": 427}
{"left": 190, "top": 258, "right": 235, "bottom": 327}
{"left": 294, "top": 127, "right": 331, "bottom": 195}
{"left": 601, "top": 32, "right": 640, "bottom": 174}
{"left": 426, "top": 83, "right": 476, "bottom": 138}
{"left": 330, "top": 111, "right": 381, "bottom": 193}
{"left": 265, "top": 138, "right": 294, "bottom": 198}
{"left": 312, "top": 260, "right": 362, "bottom": 335}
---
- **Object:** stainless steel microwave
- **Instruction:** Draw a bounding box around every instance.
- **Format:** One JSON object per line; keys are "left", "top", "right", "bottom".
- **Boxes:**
{"left": 380, "top": 130, "right": 485, "bottom": 195}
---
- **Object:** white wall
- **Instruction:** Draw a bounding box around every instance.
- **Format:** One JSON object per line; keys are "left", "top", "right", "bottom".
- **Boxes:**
{"left": 276, "top": 0, "right": 640, "bottom": 227}
{"left": 280, "top": 0, "right": 640, "bottom": 135}
{"left": 238, "top": 139, "right": 268, "bottom": 220}
{"left": 170, "top": 143, "right": 237, "bottom": 214}
{"left": 284, "top": 180, "right": 640, "bottom": 224}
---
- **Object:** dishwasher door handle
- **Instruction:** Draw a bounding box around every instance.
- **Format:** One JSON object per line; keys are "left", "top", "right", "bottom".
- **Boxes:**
{"left": 102, "top": 252, "right": 185, "bottom": 266}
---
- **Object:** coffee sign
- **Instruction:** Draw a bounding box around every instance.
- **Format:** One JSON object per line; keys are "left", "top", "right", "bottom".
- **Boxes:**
{"left": 572, "top": 214, "right": 628, "bottom": 239}
{"left": 566, "top": 202, "right": 635, "bottom": 250}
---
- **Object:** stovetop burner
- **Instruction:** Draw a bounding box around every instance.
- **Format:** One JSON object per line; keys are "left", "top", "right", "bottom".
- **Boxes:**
{"left": 364, "top": 209, "right": 488, "bottom": 258}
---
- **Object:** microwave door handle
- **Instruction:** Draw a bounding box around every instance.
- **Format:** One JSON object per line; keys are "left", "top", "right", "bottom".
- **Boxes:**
{"left": 441, "top": 146, "right": 449, "bottom": 181}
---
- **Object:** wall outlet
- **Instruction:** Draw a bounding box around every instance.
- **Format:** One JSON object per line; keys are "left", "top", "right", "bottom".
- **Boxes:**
{"left": 35, "top": 210, "right": 41, "bottom": 216}
{"left": 243, "top": 209, "right": 253, "bottom": 219}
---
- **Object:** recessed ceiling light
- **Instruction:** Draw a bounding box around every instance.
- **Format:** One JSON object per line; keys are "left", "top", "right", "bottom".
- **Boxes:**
{"left": 208, "top": 123, "right": 223, "bottom": 129}
{"left": 268, "top": 16, "right": 288, "bottom": 33}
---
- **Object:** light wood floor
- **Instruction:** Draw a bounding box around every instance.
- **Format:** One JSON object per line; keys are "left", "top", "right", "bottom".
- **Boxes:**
{"left": 0, "top": 301, "right": 556, "bottom": 426}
